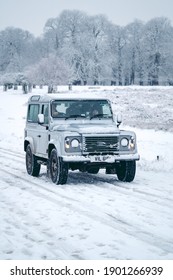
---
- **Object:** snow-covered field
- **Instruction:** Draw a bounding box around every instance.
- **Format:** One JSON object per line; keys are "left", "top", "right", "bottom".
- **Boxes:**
{"left": 0, "top": 85, "right": 173, "bottom": 260}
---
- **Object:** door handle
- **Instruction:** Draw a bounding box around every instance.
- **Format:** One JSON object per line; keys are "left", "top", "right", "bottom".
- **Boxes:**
{"left": 37, "top": 135, "right": 41, "bottom": 137}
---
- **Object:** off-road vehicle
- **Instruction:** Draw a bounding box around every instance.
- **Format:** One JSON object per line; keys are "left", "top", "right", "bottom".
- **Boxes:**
{"left": 24, "top": 94, "right": 140, "bottom": 184}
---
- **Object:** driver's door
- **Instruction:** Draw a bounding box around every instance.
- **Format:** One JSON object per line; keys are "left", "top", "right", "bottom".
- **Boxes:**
{"left": 37, "top": 104, "right": 49, "bottom": 157}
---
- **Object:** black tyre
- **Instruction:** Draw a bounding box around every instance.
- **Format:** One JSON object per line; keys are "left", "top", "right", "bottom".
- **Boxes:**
{"left": 49, "top": 149, "right": 68, "bottom": 185}
{"left": 87, "top": 167, "right": 100, "bottom": 174}
{"left": 26, "top": 144, "right": 41, "bottom": 177}
{"left": 116, "top": 160, "right": 136, "bottom": 182}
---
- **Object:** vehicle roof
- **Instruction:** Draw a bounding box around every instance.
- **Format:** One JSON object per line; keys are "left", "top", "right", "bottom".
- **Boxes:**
{"left": 28, "top": 93, "right": 110, "bottom": 103}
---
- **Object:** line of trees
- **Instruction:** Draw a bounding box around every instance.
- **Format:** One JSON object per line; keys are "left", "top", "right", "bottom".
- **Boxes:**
{"left": 0, "top": 10, "right": 173, "bottom": 87}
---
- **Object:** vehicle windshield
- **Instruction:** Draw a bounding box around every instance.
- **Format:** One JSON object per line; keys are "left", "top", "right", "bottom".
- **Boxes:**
{"left": 51, "top": 100, "right": 112, "bottom": 119}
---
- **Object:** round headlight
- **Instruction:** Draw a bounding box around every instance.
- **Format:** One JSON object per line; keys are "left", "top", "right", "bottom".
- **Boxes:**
{"left": 121, "top": 138, "right": 129, "bottom": 147}
{"left": 71, "top": 139, "right": 80, "bottom": 148}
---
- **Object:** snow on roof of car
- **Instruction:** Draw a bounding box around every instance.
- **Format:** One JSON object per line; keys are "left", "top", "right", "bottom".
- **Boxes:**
{"left": 29, "top": 93, "right": 110, "bottom": 103}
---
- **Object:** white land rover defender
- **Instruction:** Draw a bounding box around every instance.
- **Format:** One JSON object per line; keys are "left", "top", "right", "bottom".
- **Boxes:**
{"left": 24, "top": 94, "right": 140, "bottom": 184}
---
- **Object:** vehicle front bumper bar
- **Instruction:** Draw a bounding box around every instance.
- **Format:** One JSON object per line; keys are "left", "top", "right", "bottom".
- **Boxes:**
{"left": 62, "top": 153, "right": 140, "bottom": 163}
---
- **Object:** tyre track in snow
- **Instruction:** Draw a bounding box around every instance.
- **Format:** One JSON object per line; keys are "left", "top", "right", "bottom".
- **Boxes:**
{"left": 1, "top": 159, "right": 171, "bottom": 217}
{"left": 0, "top": 153, "right": 173, "bottom": 257}
{"left": 0, "top": 148, "right": 172, "bottom": 206}
{"left": 1, "top": 197, "right": 83, "bottom": 260}
{"left": 1, "top": 146, "right": 172, "bottom": 196}
{"left": 0, "top": 147, "right": 24, "bottom": 159}
{"left": 1, "top": 152, "right": 173, "bottom": 225}
{"left": 1, "top": 171, "right": 173, "bottom": 257}
{"left": 69, "top": 171, "right": 173, "bottom": 205}
{"left": 0, "top": 148, "right": 172, "bottom": 221}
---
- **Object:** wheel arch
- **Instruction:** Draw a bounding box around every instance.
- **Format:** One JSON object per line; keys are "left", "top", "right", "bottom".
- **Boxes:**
{"left": 24, "top": 137, "right": 34, "bottom": 153}
{"left": 48, "top": 143, "right": 56, "bottom": 158}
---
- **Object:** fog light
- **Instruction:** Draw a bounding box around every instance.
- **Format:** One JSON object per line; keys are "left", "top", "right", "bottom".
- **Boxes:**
{"left": 65, "top": 138, "right": 70, "bottom": 149}
{"left": 129, "top": 137, "right": 135, "bottom": 149}
{"left": 129, "top": 142, "right": 135, "bottom": 149}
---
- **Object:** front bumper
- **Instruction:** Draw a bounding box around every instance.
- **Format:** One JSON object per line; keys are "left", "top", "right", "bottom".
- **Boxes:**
{"left": 62, "top": 153, "right": 140, "bottom": 163}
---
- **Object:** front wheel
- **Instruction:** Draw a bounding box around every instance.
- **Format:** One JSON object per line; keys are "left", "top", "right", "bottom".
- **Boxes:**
{"left": 26, "top": 144, "right": 40, "bottom": 177}
{"left": 49, "top": 149, "right": 68, "bottom": 185}
{"left": 116, "top": 160, "right": 136, "bottom": 182}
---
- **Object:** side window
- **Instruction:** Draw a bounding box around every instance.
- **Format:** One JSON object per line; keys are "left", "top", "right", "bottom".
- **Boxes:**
{"left": 102, "top": 103, "right": 112, "bottom": 117}
{"left": 27, "top": 104, "right": 39, "bottom": 123}
{"left": 41, "top": 104, "right": 49, "bottom": 124}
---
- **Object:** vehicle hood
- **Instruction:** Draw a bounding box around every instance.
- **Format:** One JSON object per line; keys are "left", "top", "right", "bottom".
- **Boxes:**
{"left": 52, "top": 123, "right": 119, "bottom": 134}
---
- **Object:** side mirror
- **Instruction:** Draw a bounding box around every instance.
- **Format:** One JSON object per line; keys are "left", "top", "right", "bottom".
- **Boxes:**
{"left": 117, "top": 113, "right": 122, "bottom": 126}
{"left": 38, "top": 114, "right": 44, "bottom": 124}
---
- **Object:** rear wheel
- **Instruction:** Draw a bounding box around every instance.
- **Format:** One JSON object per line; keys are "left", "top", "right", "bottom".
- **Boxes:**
{"left": 49, "top": 149, "right": 68, "bottom": 185}
{"left": 26, "top": 144, "right": 40, "bottom": 177}
{"left": 106, "top": 166, "right": 116, "bottom": 174}
{"left": 87, "top": 167, "right": 100, "bottom": 174}
{"left": 116, "top": 160, "right": 136, "bottom": 182}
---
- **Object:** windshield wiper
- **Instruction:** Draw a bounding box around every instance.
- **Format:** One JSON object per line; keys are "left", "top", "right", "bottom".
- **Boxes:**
{"left": 90, "top": 113, "right": 110, "bottom": 120}
{"left": 65, "top": 114, "right": 86, "bottom": 120}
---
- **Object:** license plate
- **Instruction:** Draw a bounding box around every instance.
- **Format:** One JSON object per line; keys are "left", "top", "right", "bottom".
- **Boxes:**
{"left": 89, "top": 155, "right": 115, "bottom": 163}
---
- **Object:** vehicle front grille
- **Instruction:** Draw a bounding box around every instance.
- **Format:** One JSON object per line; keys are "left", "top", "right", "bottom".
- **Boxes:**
{"left": 82, "top": 136, "right": 119, "bottom": 154}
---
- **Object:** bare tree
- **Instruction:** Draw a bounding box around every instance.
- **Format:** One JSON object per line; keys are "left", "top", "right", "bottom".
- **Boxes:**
{"left": 0, "top": 27, "right": 36, "bottom": 73}
{"left": 144, "top": 17, "right": 173, "bottom": 85}
{"left": 124, "top": 20, "right": 145, "bottom": 85}
{"left": 26, "top": 55, "right": 71, "bottom": 90}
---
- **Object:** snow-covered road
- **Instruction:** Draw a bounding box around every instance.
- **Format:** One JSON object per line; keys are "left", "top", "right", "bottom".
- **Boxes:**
{"left": 0, "top": 86, "right": 173, "bottom": 260}
{"left": 0, "top": 146, "right": 173, "bottom": 260}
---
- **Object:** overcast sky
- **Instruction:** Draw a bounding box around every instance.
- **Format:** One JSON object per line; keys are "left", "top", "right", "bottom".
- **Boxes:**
{"left": 0, "top": 0, "right": 173, "bottom": 36}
